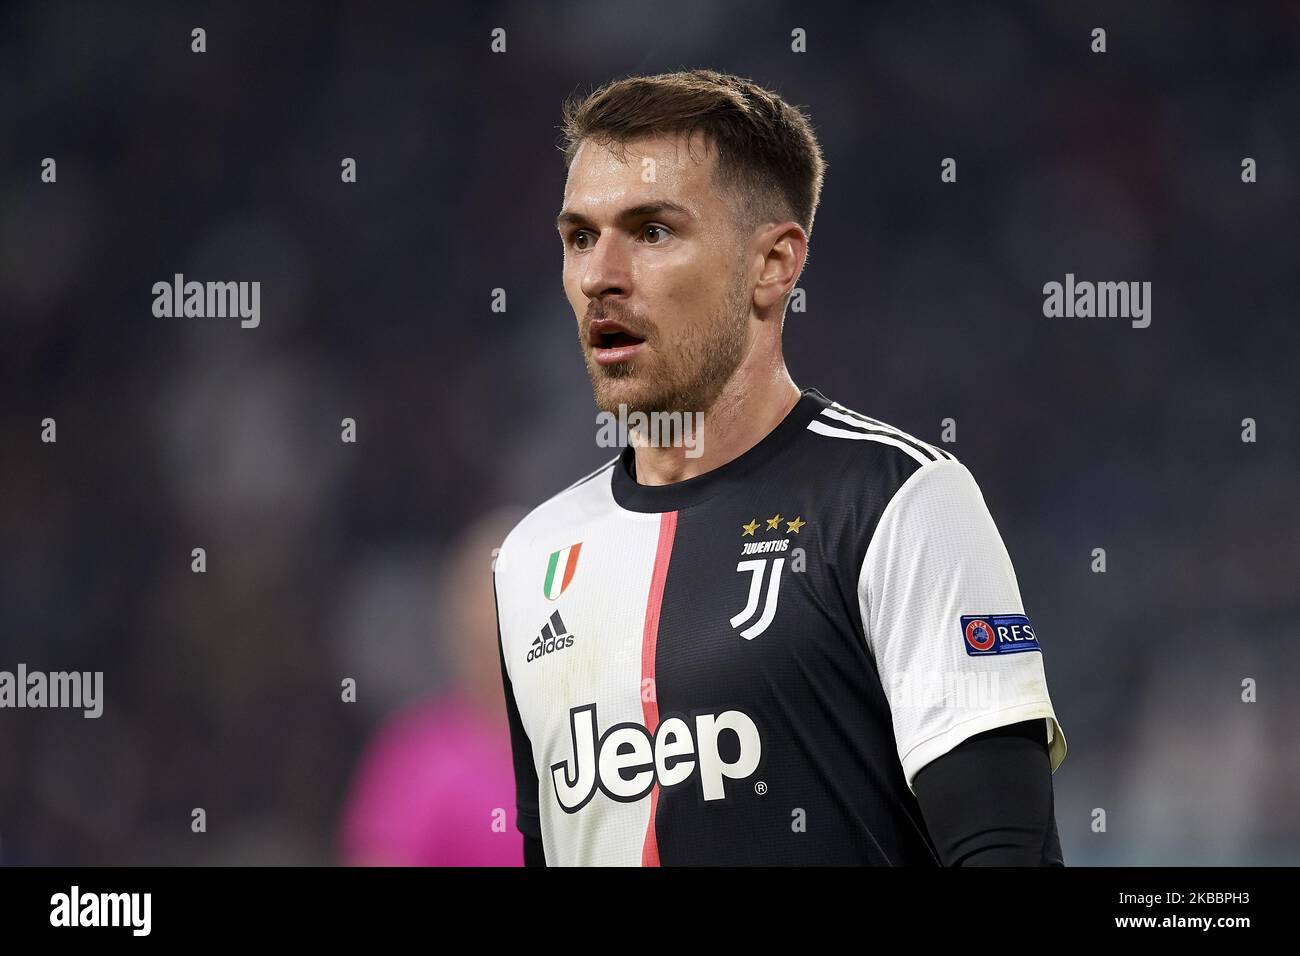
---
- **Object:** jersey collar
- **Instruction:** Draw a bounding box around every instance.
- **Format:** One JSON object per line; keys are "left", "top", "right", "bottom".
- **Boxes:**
{"left": 609, "top": 386, "right": 831, "bottom": 513}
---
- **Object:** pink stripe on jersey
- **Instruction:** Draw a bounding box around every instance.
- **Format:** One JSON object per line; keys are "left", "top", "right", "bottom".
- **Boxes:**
{"left": 640, "top": 510, "right": 677, "bottom": 868}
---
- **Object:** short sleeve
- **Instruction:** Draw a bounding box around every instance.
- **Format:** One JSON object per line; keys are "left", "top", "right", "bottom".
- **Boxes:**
{"left": 858, "top": 458, "right": 1067, "bottom": 795}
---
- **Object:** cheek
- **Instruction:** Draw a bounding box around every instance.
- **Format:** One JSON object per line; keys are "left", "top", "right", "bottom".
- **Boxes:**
{"left": 658, "top": 261, "right": 725, "bottom": 317}
{"left": 561, "top": 267, "right": 584, "bottom": 307}
{"left": 646, "top": 250, "right": 706, "bottom": 296}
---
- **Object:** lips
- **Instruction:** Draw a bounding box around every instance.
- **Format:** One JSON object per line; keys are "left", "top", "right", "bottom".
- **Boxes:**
{"left": 588, "top": 317, "right": 645, "bottom": 348}
{"left": 588, "top": 316, "right": 646, "bottom": 365}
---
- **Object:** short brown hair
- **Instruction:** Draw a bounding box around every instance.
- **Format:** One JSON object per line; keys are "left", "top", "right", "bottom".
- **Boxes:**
{"left": 559, "top": 69, "right": 827, "bottom": 240}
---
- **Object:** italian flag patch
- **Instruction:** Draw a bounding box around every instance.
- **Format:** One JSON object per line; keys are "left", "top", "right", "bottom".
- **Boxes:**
{"left": 543, "top": 543, "right": 582, "bottom": 600}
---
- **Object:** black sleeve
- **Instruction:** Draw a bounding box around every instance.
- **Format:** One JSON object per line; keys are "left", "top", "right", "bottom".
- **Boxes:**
{"left": 523, "top": 833, "right": 547, "bottom": 867}
{"left": 494, "top": 576, "right": 543, "bottom": 858}
{"left": 912, "top": 718, "right": 1063, "bottom": 866}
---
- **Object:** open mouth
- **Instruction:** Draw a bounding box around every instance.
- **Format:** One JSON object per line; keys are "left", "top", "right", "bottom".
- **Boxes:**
{"left": 588, "top": 317, "right": 646, "bottom": 363}
{"left": 596, "top": 329, "right": 644, "bottom": 349}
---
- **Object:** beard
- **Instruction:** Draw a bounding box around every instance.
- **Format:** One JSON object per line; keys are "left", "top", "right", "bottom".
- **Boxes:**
{"left": 579, "top": 264, "right": 751, "bottom": 416}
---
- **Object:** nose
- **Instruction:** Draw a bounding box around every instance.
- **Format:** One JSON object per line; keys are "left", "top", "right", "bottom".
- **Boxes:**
{"left": 578, "top": 231, "right": 632, "bottom": 301}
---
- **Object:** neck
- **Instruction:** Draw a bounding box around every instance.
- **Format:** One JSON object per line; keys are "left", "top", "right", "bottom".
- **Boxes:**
{"left": 630, "top": 360, "right": 801, "bottom": 486}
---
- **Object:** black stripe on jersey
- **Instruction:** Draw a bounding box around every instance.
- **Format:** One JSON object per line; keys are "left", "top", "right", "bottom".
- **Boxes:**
{"left": 828, "top": 405, "right": 955, "bottom": 460}
{"left": 495, "top": 575, "right": 542, "bottom": 840}
{"left": 821, "top": 405, "right": 956, "bottom": 463}
{"left": 817, "top": 410, "right": 943, "bottom": 462}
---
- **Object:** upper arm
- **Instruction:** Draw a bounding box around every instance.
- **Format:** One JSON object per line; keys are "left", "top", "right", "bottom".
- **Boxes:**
{"left": 858, "top": 458, "right": 1067, "bottom": 794}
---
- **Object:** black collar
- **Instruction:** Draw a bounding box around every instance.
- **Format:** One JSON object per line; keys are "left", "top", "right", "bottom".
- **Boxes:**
{"left": 610, "top": 386, "right": 830, "bottom": 513}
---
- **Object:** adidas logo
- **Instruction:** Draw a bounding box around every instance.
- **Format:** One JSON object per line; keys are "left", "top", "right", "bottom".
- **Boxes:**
{"left": 527, "top": 610, "right": 575, "bottom": 663}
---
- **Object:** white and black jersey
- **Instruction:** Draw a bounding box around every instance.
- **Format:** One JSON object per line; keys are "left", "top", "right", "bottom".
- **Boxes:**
{"left": 494, "top": 386, "right": 1066, "bottom": 866}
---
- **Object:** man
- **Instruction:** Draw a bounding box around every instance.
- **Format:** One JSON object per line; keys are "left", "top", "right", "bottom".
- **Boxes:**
{"left": 493, "top": 69, "right": 1066, "bottom": 866}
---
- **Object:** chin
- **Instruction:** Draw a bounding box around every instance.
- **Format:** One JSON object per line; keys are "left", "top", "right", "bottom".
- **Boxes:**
{"left": 590, "top": 368, "right": 661, "bottom": 415}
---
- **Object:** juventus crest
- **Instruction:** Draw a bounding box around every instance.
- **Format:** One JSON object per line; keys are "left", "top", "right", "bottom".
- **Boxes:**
{"left": 730, "top": 557, "right": 785, "bottom": 639}
{"left": 730, "top": 511, "right": 806, "bottom": 640}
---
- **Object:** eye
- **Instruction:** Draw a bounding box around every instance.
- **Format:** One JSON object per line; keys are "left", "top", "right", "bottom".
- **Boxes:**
{"left": 641, "top": 224, "right": 671, "bottom": 244}
{"left": 568, "top": 230, "right": 594, "bottom": 251}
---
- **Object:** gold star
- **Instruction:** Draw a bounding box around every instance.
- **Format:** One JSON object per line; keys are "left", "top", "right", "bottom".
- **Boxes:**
{"left": 786, "top": 516, "right": 806, "bottom": 533}
{"left": 742, "top": 518, "right": 759, "bottom": 536}
{"left": 765, "top": 513, "right": 783, "bottom": 531}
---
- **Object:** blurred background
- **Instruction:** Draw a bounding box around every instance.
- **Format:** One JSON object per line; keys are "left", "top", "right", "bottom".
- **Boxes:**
{"left": 1, "top": 1, "right": 1297, "bottom": 865}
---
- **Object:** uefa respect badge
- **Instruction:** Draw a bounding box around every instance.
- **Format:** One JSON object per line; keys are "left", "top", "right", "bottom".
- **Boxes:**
{"left": 960, "top": 614, "right": 1041, "bottom": 656}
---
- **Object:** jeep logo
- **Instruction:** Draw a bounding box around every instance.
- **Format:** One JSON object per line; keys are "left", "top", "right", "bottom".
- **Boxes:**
{"left": 551, "top": 703, "right": 761, "bottom": 811}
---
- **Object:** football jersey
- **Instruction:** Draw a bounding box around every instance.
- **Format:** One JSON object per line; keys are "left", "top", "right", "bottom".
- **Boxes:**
{"left": 493, "top": 386, "right": 1066, "bottom": 866}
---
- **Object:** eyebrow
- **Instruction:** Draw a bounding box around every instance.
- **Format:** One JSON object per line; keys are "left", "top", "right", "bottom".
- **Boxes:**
{"left": 555, "top": 200, "right": 695, "bottom": 231}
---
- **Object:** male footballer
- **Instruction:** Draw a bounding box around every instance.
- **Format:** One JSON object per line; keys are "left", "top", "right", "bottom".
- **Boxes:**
{"left": 493, "top": 69, "right": 1067, "bottom": 866}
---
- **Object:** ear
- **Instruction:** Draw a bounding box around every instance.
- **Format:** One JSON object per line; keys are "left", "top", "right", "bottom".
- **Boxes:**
{"left": 752, "top": 222, "right": 807, "bottom": 311}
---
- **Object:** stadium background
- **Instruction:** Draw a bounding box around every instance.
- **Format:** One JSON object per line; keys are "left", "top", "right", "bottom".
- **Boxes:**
{"left": 1, "top": 1, "right": 1297, "bottom": 865}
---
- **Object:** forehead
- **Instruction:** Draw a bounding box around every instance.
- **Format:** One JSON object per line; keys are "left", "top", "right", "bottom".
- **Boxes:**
{"left": 562, "top": 130, "right": 727, "bottom": 220}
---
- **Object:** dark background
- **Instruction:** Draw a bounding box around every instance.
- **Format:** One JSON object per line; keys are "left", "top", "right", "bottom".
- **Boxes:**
{"left": 1, "top": 1, "right": 1297, "bottom": 865}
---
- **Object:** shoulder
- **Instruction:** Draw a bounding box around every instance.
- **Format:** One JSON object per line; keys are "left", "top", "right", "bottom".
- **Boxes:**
{"left": 804, "top": 396, "right": 957, "bottom": 467}
{"left": 494, "top": 454, "right": 620, "bottom": 576}
{"left": 799, "top": 394, "right": 959, "bottom": 505}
